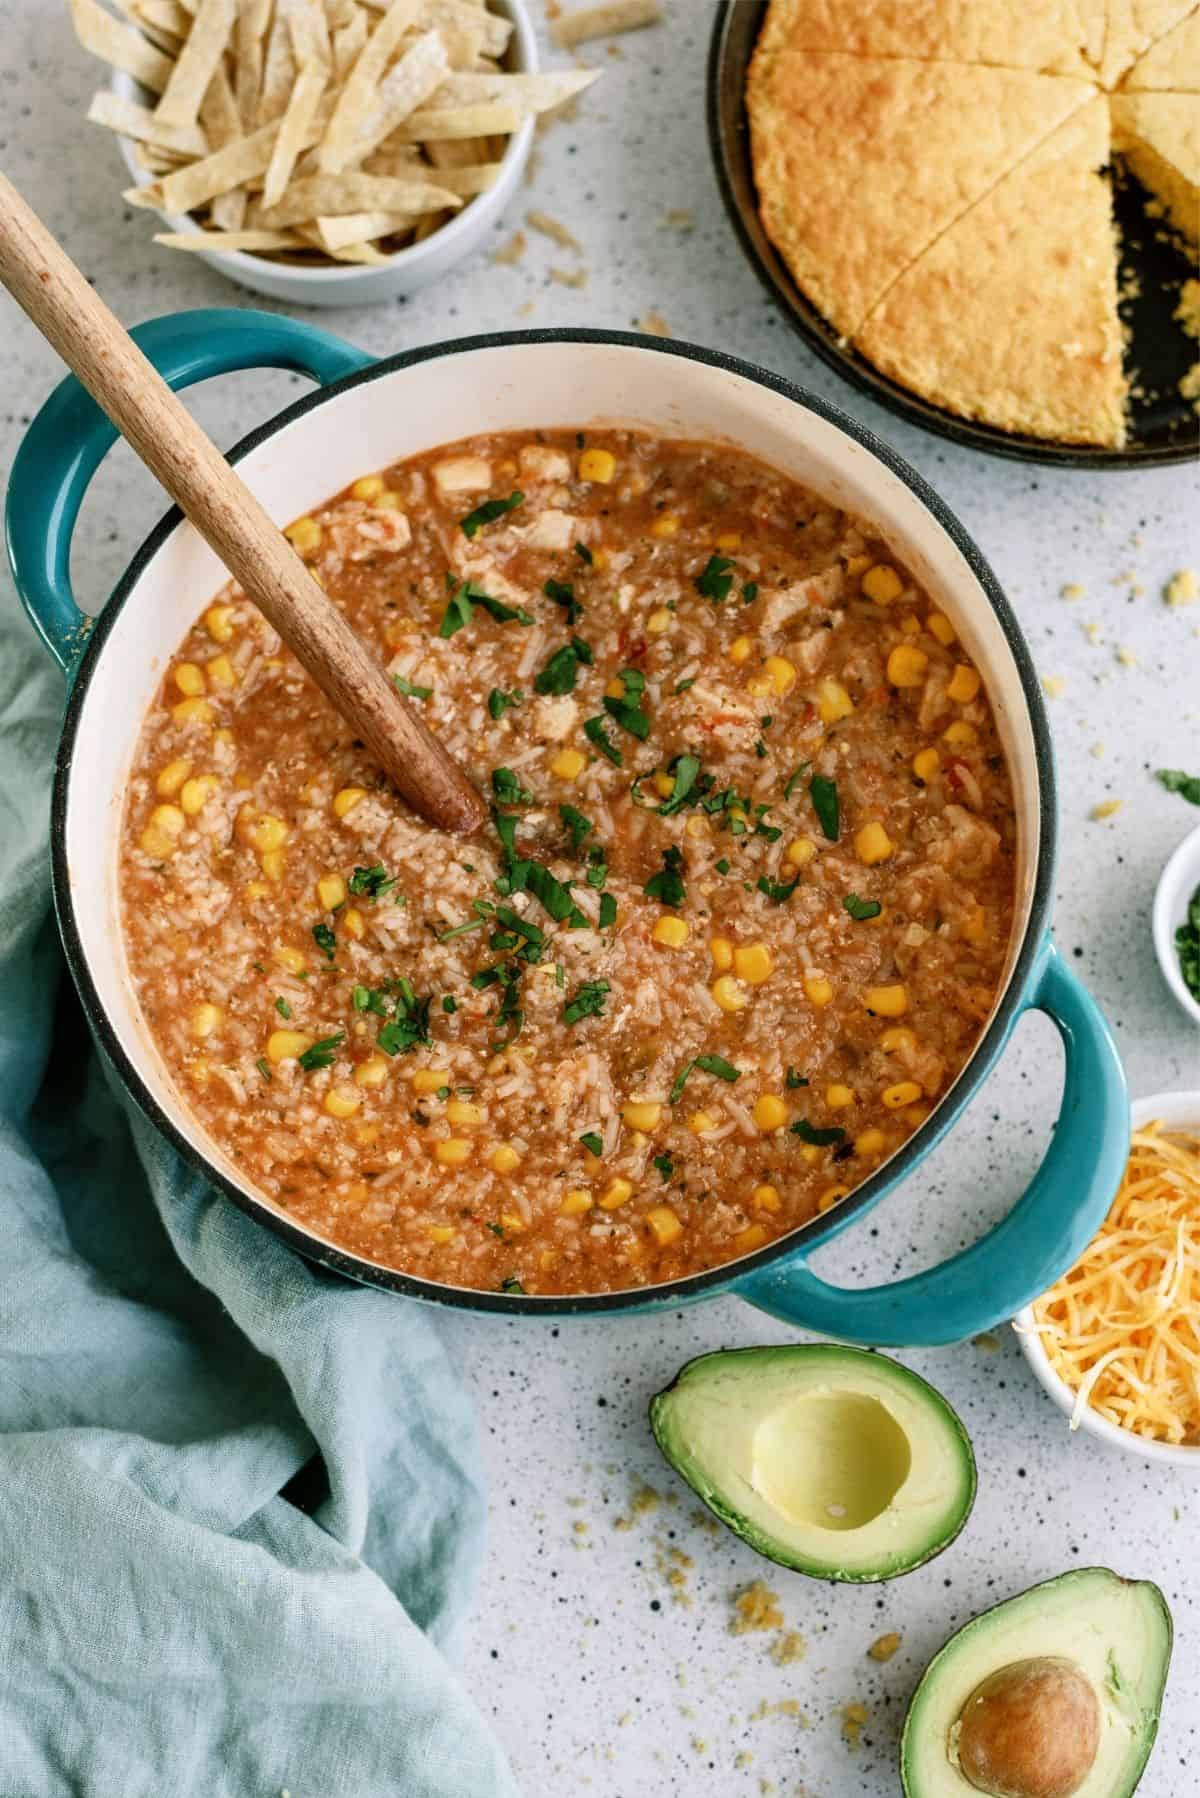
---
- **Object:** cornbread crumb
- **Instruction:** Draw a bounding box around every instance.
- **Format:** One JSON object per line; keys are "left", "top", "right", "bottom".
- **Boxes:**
{"left": 1084, "top": 620, "right": 1104, "bottom": 644}
{"left": 1061, "top": 581, "right": 1086, "bottom": 600}
{"left": 1176, "top": 280, "right": 1200, "bottom": 339}
{"left": 527, "top": 209, "right": 581, "bottom": 250}
{"left": 1091, "top": 799, "right": 1123, "bottom": 820}
{"left": 973, "top": 1329, "right": 1001, "bottom": 1351}
{"left": 1041, "top": 674, "right": 1066, "bottom": 698}
{"left": 1165, "top": 569, "right": 1198, "bottom": 607}
{"left": 549, "top": 265, "right": 588, "bottom": 288}
{"left": 1091, "top": 741, "right": 1106, "bottom": 758}
{"left": 1180, "top": 363, "right": 1200, "bottom": 410}
{"left": 637, "top": 308, "right": 673, "bottom": 338}
{"left": 665, "top": 208, "right": 694, "bottom": 231}
{"left": 735, "top": 1751, "right": 753, "bottom": 1769}
{"left": 731, "top": 1580, "right": 785, "bottom": 1634}
{"left": 841, "top": 1701, "right": 869, "bottom": 1749}
{"left": 690, "top": 1737, "right": 707, "bottom": 1755}
{"left": 1116, "top": 645, "right": 1138, "bottom": 667}
{"left": 771, "top": 1629, "right": 807, "bottom": 1665}
{"left": 492, "top": 230, "right": 526, "bottom": 265}
{"left": 868, "top": 1631, "right": 902, "bottom": 1662}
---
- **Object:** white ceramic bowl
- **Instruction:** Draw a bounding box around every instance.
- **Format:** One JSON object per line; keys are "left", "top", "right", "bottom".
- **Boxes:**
{"left": 109, "top": 0, "right": 536, "bottom": 307}
{"left": 1015, "top": 1090, "right": 1200, "bottom": 1467}
{"left": 1153, "top": 823, "right": 1200, "bottom": 1028}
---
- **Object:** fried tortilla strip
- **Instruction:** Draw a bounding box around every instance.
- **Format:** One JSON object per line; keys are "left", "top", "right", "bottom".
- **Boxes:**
{"left": 551, "top": 0, "right": 659, "bottom": 50}
{"left": 257, "top": 169, "right": 463, "bottom": 224}
{"left": 319, "top": 0, "right": 420, "bottom": 172}
{"left": 393, "top": 100, "right": 522, "bottom": 140}
{"left": 430, "top": 69, "right": 601, "bottom": 111}
{"left": 234, "top": 0, "right": 271, "bottom": 129}
{"left": 426, "top": 160, "right": 501, "bottom": 195}
{"left": 293, "top": 223, "right": 391, "bottom": 261}
{"left": 282, "top": 0, "right": 332, "bottom": 67}
{"left": 262, "top": 59, "right": 329, "bottom": 205}
{"left": 257, "top": 6, "right": 298, "bottom": 123}
{"left": 153, "top": 227, "right": 310, "bottom": 249}
{"left": 71, "top": 0, "right": 175, "bottom": 92}
{"left": 158, "top": 116, "right": 316, "bottom": 212}
{"left": 313, "top": 208, "right": 416, "bottom": 249}
{"left": 332, "top": 5, "right": 369, "bottom": 77}
{"left": 342, "top": 29, "right": 450, "bottom": 166}
{"left": 86, "top": 90, "right": 208, "bottom": 158}
{"left": 154, "top": 0, "right": 237, "bottom": 130}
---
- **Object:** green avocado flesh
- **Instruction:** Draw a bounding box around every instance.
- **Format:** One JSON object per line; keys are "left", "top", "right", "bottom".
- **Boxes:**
{"left": 649, "top": 1344, "right": 976, "bottom": 1581}
{"left": 901, "top": 1568, "right": 1172, "bottom": 1798}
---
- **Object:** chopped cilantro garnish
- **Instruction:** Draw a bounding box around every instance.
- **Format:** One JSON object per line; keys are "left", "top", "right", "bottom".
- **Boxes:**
{"left": 784, "top": 762, "right": 810, "bottom": 802}
{"left": 653, "top": 1153, "right": 674, "bottom": 1182}
{"left": 544, "top": 577, "right": 582, "bottom": 625}
{"left": 580, "top": 1130, "right": 604, "bottom": 1156}
{"left": 298, "top": 1031, "right": 344, "bottom": 1072}
{"left": 674, "top": 677, "right": 696, "bottom": 695}
{"left": 742, "top": 581, "right": 758, "bottom": 605}
{"left": 560, "top": 803, "right": 594, "bottom": 850}
{"left": 843, "top": 893, "right": 883, "bottom": 921}
{"left": 785, "top": 1067, "right": 809, "bottom": 1088}
{"left": 492, "top": 767, "right": 534, "bottom": 806}
{"left": 438, "top": 581, "right": 474, "bottom": 639}
{"left": 274, "top": 995, "right": 292, "bottom": 1019}
{"left": 585, "top": 845, "right": 608, "bottom": 890}
{"left": 656, "top": 752, "right": 701, "bottom": 816}
{"left": 493, "top": 905, "right": 544, "bottom": 948}
{"left": 670, "top": 1053, "right": 741, "bottom": 1102}
{"left": 393, "top": 674, "right": 432, "bottom": 700}
{"left": 809, "top": 773, "right": 840, "bottom": 841}
{"left": 754, "top": 739, "right": 767, "bottom": 759}
{"left": 563, "top": 978, "right": 610, "bottom": 1026}
{"left": 757, "top": 874, "right": 799, "bottom": 905}
{"left": 442, "top": 995, "right": 457, "bottom": 1013}
{"left": 714, "top": 857, "right": 730, "bottom": 875}
{"left": 644, "top": 844, "right": 686, "bottom": 906}
{"left": 534, "top": 637, "right": 592, "bottom": 695}
{"left": 459, "top": 491, "right": 523, "bottom": 538}
{"left": 312, "top": 922, "right": 337, "bottom": 962}
{"left": 524, "top": 862, "right": 586, "bottom": 927}
{"left": 1176, "top": 882, "right": 1200, "bottom": 1002}
{"left": 499, "top": 1277, "right": 526, "bottom": 1295}
{"left": 255, "top": 1056, "right": 272, "bottom": 1082}
{"left": 598, "top": 892, "right": 617, "bottom": 929}
{"left": 791, "top": 1119, "right": 846, "bottom": 1146}
{"left": 488, "top": 686, "right": 522, "bottom": 720}
{"left": 376, "top": 982, "right": 432, "bottom": 1056}
{"left": 584, "top": 715, "right": 622, "bottom": 765}
{"left": 352, "top": 984, "right": 388, "bottom": 1015}
{"left": 439, "top": 578, "right": 533, "bottom": 638}
{"left": 347, "top": 863, "right": 396, "bottom": 901}
{"left": 695, "top": 554, "right": 735, "bottom": 603}
{"left": 1158, "top": 768, "right": 1200, "bottom": 806}
{"left": 575, "top": 541, "right": 593, "bottom": 565}
{"left": 474, "top": 590, "right": 535, "bottom": 625}
{"left": 486, "top": 1220, "right": 506, "bottom": 1238}
{"left": 603, "top": 667, "right": 651, "bottom": 740}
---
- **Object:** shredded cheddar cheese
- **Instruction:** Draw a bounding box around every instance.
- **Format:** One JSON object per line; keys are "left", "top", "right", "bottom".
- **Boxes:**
{"left": 1029, "top": 1123, "right": 1200, "bottom": 1446}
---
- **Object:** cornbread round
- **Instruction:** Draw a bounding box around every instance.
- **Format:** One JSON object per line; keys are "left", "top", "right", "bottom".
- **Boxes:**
{"left": 120, "top": 429, "right": 1016, "bottom": 1296}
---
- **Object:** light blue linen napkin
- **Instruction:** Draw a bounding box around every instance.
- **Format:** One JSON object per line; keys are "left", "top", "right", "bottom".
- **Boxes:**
{"left": 0, "top": 594, "right": 518, "bottom": 1796}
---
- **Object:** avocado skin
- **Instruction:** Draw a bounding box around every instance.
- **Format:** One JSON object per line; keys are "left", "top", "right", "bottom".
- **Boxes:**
{"left": 899, "top": 1568, "right": 1173, "bottom": 1798}
{"left": 649, "top": 1343, "right": 977, "bottom": 1583}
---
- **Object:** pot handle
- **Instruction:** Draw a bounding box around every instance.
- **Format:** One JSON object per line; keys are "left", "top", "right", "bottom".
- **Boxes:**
{"left": 734, "top": 937, "right": 1129, "bottom": 1346}
{"left": 6, "top": 307, "right": 372, "bottom": 674}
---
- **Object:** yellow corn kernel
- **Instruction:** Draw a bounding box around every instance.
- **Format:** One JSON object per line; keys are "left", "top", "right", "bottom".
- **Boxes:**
{"left": 354, "top": 1123, "right": 380, "bottom": 1146}
{"left": 650, "top": 513, "right": 680, "bottom": 538}
{"left": 352, "top": 474, "right": 385, "bottom": 501}
{"left": 244, "top": 880, "right": 269, "bottom": 902}
{"left": 491, "top": 1143, "right": 521, "bottom": 1174}
{"left": 786, "top": 835, "right": 816, "bottom": 868}
{"left": 804, "top": 972, "right": 834, "bottom": 1006}
{"left": 716, "top": 530, "right": 742, "bottom": 551}
{"left": 686, "top": 815, "right": 709, "bottom": 839}
{"left": 500, "top": 1213, "right": 527, "bottom": 1236}
{"left": 623, "top": 1101, "right": 662, "bottom": 1132}
{"left": 179, "top": 774, "right": 218, "bottom": 816}
{"left": 317, "top": 872, "right": 346, "bottom": 912}
{"left": 652, "top": 915, "right": 689, "bottom": 949}
{"left": 825, "top": 1083, "right": 855, "bottom": 1110}
{"left": 285, "top": 515, "right": 322, "bottom": 556}
{"left": 590, "top": 547, "right": 609, "bottom": 571}
{"left": 646, "top": 607, "right": 672, "bottom": 633}
{"left": 689, "top": 1110, "right": 717, "bottom": 1135}
{"left": 912, "top": 747, "right": 941, "bottom": 784}
{"left": 800, "top": 1143, "right": 820, "bottom": 1166}
{"left": 342, "top": 907, "right": 365, "bottom": 940}
{"left": 578, "top": 448, "right": 616, "bottom": 483}
{"left": 734, "top": 1223, "right": 768, "bottom": 1253}
{"left": 818, "top": 1186, "right": 848, "bottom": 1214}
{"left": 753, "top": 1093, "right": 788, "bottom": 1132}
{"left": 146, "top": 803, "right": 186, "bottom": 848}
{"left": 734, "top": 942, "right": 773, "bottom": 986}
{"left": 652, "top": 771, "right": 675, "bottom": 799}
{"left": 244, "top": 813, "right": 287, "bottom": 854}
{"left": 864, "top": 984, "right": 908, "bottom": 1018}
{"left": 943, "top": 720, "right": 978, "bottom": 749}
{"left": 855, "top": 1127, "right": 887, "bottom": 1157}
{"left": 600, "top": 1176, "right": 633, "bottom": 1211}
{"left": 213, "top": 729, "right": 234, "bottom": 751}
{"left": 434, "top": 1138, "right": 472, "bottom": 1167}
{"left": 880, "top": 1027, "right": 917, "bottom": 1056}
{"left": 204, "top": 604, "right": 235, "bottom": 642}
{"left": 550, "top": 747, "right": 587, "bottom": 781}
{"left": 333, "top": 786, "right": 367, "bottom": 819}
{"left": 763, "top": 655, "right": 796, "bottom": 696}
{"left": 887, "top": 644, "right": 929, "bottom": 688}
{"left": 883, "top": 1080, "right": 923, "bottom": 1109}
{"left": 854, "top": 820, "right": 894, "bottom": 866}
{"left": 373, "top": 490, "right": 400, "bottom": 512}
{"left": 208, "top": 654, "right": 237, "bottom": 692}
{"left": 561, "top": 1188, "right": 594, "bottom": 1216}
{"left": 646, "top": 1205, "right": 683, "bottom": 1245}
{"left": 946, "top": 664, "right": 981, "bottom": 705}
{"left": 862, "top": 563, "right": 903, "bottom": 605}
{"left": 171, "top": 697, "right": 214, "bottom": 727}
{"left": 259, "top": 847, "right": 285, "bottom": 882}
{"left": 426, "top": 1224, "right": 455, "bottom": 1244}
{"left": 729, "top": 634, "right": 754, "bottom": 664}
{"left": 962, "top": 904, "right": 987, "bottom": 944}
{"left": 900, "top": 614, "right": 921, "bottom": 636}
{"left": 447, "top": 1099, "right": 483, "bottom": 1126}
{"left": 273, "top": 945, "right": 307, "bottom": 975}
{"left": 325, "top": 1087, "right": 361, "bottom": 1119}
{"left": 155, "top": 757, "right": 192, "bottom": 797}
{"left": 355, "top": 1055, "right": 389, "bottom": 1088}
{"left": 711, "top": 974, "right": 749, "bottom": 1013}
{"left": 601, "top": 678, "right": 624, "bottom": 703}
{"left": 818, "top": 677, "right": 855, "bottom": 724}
{"left": 753, "top": 1183, "right": 782, "bottom": 1212}
{"left": 709, "top": 937, "right": 734, "bottom": 972}
{"left": 189, "top": 1002, "right": 223, "bottom": 1040}
{"left": 413, "top": 1067, "right": 451, "bottom": 1094}
{"left": 926, "top": 612, "right": 956, "bottom": 646}
{"left": 173, "top": 661, "right": 206, "bottom": 697}
{"left": 267, "top": 1029, "right": 314, "bottom": 1064}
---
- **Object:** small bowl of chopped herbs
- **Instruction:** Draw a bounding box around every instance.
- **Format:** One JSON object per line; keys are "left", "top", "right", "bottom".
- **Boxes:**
{"left": 1153, "top": 793, "right": 1200, "bottom": 1026}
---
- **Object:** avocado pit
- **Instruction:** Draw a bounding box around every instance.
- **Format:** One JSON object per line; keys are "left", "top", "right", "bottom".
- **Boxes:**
{"left": 955, "top": 1656, "right": 1101, "bottom": 1798}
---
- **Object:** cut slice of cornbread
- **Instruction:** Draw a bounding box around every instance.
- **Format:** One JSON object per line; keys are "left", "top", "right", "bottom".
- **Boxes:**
{"left": 1092, "top": 0, "right": 1199, "bottom": 86}
{"left": 753, "top": 0, "right": 1094, "bottom": 74}
{"left": 1120, "top": 4, "right": 1200, "bottom": 88}
{"left": 1112, "top": 91, "right": 1200, "bottom": 242}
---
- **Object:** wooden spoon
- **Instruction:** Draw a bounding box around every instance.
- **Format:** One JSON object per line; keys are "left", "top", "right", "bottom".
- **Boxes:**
{"left": 0, "top": 173, "right": 487, "bottom": 837}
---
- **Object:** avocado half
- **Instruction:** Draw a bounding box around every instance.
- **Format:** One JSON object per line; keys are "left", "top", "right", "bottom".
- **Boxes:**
{"left": 901, "top": 1568, "right": 1172, "bottom": 1798}
{"left": 649, "top": 1344, "right": 976, "bottom": 1581}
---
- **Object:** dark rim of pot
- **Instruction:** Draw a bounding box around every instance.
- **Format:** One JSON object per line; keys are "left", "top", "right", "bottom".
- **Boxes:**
{"left": 50, "top": 327, "right": 1058, "bottom": 1316}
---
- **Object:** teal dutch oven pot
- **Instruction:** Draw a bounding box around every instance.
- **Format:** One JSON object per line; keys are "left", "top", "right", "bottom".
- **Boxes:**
{"left": 6, "top": 309, "right": 1130, "bottom": 1346}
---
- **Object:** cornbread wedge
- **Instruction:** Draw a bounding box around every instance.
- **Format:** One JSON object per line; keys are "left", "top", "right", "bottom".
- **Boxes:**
{"left": 856, "top": 99, "right": 1126, "bottom": 447}
{"left": 1111, "top": 90, "right": 1200, "bottom": 242}
{"left": 746, "top": 50, "right": 1098, "bottom": 337}
{"left": 754, "top": 0, "right": 1095, "bottom": 74}
{"left": 1120, "top": 3, "right": 1200, "bottom": 87}
{"left": 1090, "top": 0, "right": 1199, "bottom": 85}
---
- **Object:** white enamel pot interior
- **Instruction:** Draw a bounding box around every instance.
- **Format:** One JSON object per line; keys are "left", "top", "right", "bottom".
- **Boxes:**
{"left": 54, "top": 332, "right": 1053, "bottom": 1313}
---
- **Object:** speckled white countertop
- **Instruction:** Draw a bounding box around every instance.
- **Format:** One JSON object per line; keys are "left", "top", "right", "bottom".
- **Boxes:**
{"left": 2, "top": 3, "right": 1198, "bottom": 1792}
